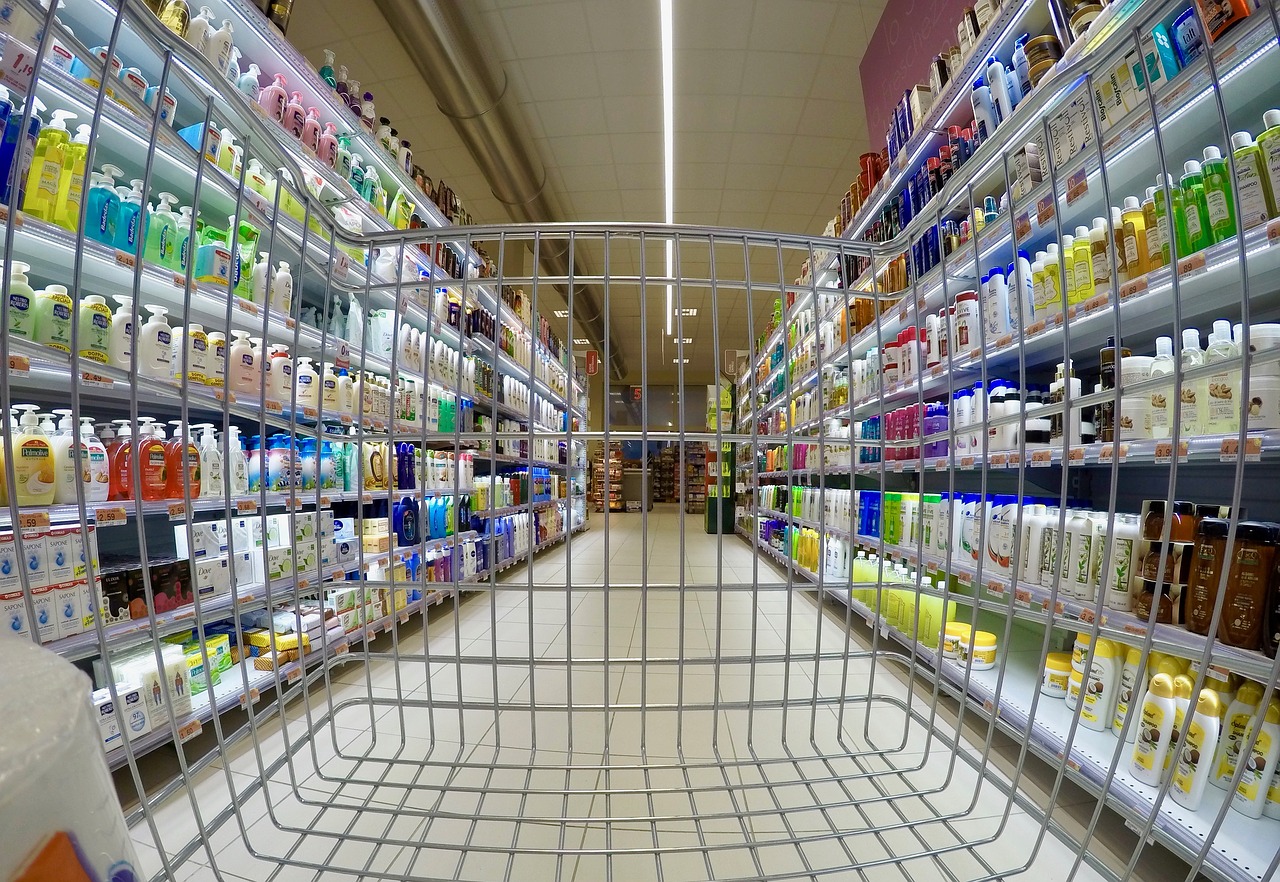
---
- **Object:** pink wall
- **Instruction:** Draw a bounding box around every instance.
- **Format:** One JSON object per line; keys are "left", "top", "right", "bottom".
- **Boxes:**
{"left": 860, "top": 0, "right": 971, "bottom": 144}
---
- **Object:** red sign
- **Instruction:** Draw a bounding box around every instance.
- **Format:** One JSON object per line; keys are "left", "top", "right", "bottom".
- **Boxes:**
{"left": 631, "top": 386, "right": 642, "bottom": 401}
{"left": 585, "top": 350, "right": 599, "bottom": 376}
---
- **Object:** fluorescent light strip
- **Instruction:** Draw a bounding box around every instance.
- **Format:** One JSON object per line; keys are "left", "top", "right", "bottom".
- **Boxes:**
{"left": 661, "top": 0, "right": 675, "bottom": 335}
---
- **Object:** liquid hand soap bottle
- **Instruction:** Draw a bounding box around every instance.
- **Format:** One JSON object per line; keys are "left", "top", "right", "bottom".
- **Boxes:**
{"left": 319, "top": 49, "right": 337, "bottom": 88}
{"left": 236, "top": 63, "right": 262, "bottom": 99}
{"left": 85, "top": 165, "right": 122, "bottom": 245}
{"left": 23, "top": 108, "right": 75, "bottom": 222}
{"left": 144, "top": 192, "right": 179, "bottom": 266}
{"left": 114, "top": 178, "right": 146, "bottom": 254}
{"left": 53, "top": 124, "right": 90, "bottom": 231}
{"left": 258, "top": 73, "right": 287, "bottom": 122}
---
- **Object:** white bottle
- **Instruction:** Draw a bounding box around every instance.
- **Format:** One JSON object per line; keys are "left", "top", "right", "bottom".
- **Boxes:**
{"left": 346, "top": 292, "right": 364, "bottom": 348}
{"left": 986, "top": 56, "right": 1013, "bottom": 124}
{"left": 1113, "top": 646, "right": 1142, "bottom": 737}
{"left": 228, "top": 330, "right": 256, "bottom": 393}
{"left": 295, "top": 356, "right": 319, "bottom": 409}
{"left": 1149, "top": 335, "right": 1175, "bottom": 439}
{"left": 272, "top": 261, "right": 293, "bottom": 315}
{"left": 170, "top": 323, "right": 208, "bottom": 384}
{"left": 184, "top": 6, "right": 215, "bottom": 53}
{"left": 1232, "top": 700, "right": 1280, "bottom": 818}
{"left": 79, "top": 418, "right": 109, "bottom": 502}
{"left": 1214, "top": 682, "right": 1264, "bottom": 789}
{"left": 251, "top": 252, "right": 271, "bottom": 303}
{"left": 50, "top": 409, "right": 79, "bottom": 504}
{"left": 1063, "top": 510, "right": 1094, "bottom": 599}
{"left": 321, "top": 362, "right": 340, "bottom": 414}
{"left": 227, "top": 426, "right": 249, "bottom": 496}
{"left": 1130, "top": 673, "right": 1177, "bottom": 786}
{"left": 205, "top": 331, "right": 226, "bottom": 388}
{"left": 1179, "top": 328, "right": 1205, "bottom": 437}
{"left": 1171, "top": 690, "right": 1222, "bottom": 812}
{"left": 266, "top": 345, "right": 292, "bottom": 402}
{"left": 204, "top": 20, "right": 235, "bottom": 77}
{"left": 337, "top": 369, "right": 354, "bottom": 420}
{"left": 196, "top": 424, "right": 224, "bottom": 497}
{"left": 108, "top": 295, "right": 134, "bottom": 370}
{"left": 1204, "top": 319, "right": 1239, "bottom": 436}
{"left": 137, "top": 305, "right": 173, "bottom": 379}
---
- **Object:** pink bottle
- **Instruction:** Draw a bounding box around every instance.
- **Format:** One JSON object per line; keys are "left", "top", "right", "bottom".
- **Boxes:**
{"left": 317, "top": 122, "right": 338, "bottom": 168}
{"left": 300, "top": 107, "right": 321, "bottom": 153}
{"left": 258, "top": 73, "right": 287, "bottom": 122}
{"left": 283, "top": 91, "right": 305, "bottom": 138}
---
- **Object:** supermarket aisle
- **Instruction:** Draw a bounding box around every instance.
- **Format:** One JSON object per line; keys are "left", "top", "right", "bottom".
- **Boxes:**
{"left": 127, "top": 507, "right": 1116, "bottom": 882}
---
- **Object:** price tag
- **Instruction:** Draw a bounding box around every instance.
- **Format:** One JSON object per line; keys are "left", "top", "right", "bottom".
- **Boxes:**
{"left": 1068, "top": 446, "right": 1085, "bottom": 463}
{"left": 990, "top": 453, "right": 1007, "bottom": 467}
{"left": 239, "top": 687, "right": 260, "bottom": 708}
{"left": 995, "top": 334, "right": 1013, "bottom": 349}
{"left": 286, "top": 667, "right": 302, "bottom": 684}
{"left": 1220, "top": 436, "right": 1262, "bottom": 463}
{"left": 236, "top": 299, "right": 260, "bottom": 316}
{"left": 960, "top": 456, "right": 975, "bottom": 469}
{"left": 366, "top": 628, "right": 378, "bottom": 642}
{"left": 236, "top": 498, "right": 257, "bottom": 515}
{"left": 168, "top": 502, "right": 187, "bottom": 521}
{"left": 934, "top": 458, "right": 948, "bottom": 471}
{"left": 1054, "top": 601, "right": 1066, "bottom": 615}
{"left": 1079, "top": 607, "right": 1096, "bottom": 624}
{"left": 955, "top": 572, "right": 973, "bottom": 587}
{"left": 0, "top": 204, "right": 22, "bottom": 226}
{"left": 1154, "top": 440, "right": 1188, "bottom": 463}
{"left": 177, "top": 719, "right": 202, "bottom": 743}
{"left": 320, "top": 495, "right": 332, "bottom": 508}
{"left": 1120, "top": 277, "right": 1148, "bottom": 299}
{"left": 968, "top": 348, "right": 981, "bottom": 362}
{"left": 1025, "top": 320, "right": 1046, "bottom": 336}
{"left": 302, "top": 406, "right": 319, "bottom": 420}
{"left": 8, "top": 354, "right": 29, "bottom": 377}
{"left": 1268, "top": 218, "right": 1280, "bottom": 245}
{"left": 1015, "top": 588, "right": 1032, "bottom": 607}
{"left": 892, "top": 461, "right": 903, "bottom": 473}
{"left": 987, "top": 579, "right": 1005, "bottom": 595}
{"left": 330, "top": 568, "right": 345, "bottom": 581}
{"left": 333, "top": 253, "right": 350, "bottom": 281}
{"left": 285, "top": 317, "right": 296, "bottom": 331}
{"left": 80, "top": 370, "right": 113, "bottom": 388}
{"left": 1122, "top": 622, "right": 1148, "bottom": 636}
{"left": 265, "top": 399, "right": 282, "bottom": 414}
{"left": 1054, "top": 312, "right": 1064, "bottom": 325}
{"left": 1015, "top": 213, "right": 1032, "bottom": 242}
{"left": 398, "top": 611, "right": 410, "bottom": 625}
{"left": 1083, "top": 293, "right": 1109, "bottom": 313}
{"left": 18, "top": 511, "right": 49, "bottom": 530}
{"left": 1066, "top": 168, "right": 1089, "bottom": 205}
{"left": 1030, "top": 450, "right": 1053, "bottom": 467}
{"left": 113, "top": 249, "right": 137, "bottom": 269}
{"left": 214, "top": 389, "right": 236, "bottom": 404}
{"left": 1177, "top": 253, "right": 1207, "bottom": 278}
{"left": 94, "top": 506, "right": 128, "bottom": 527}
{"left": 340, "top": 414, "right": 353, "bottom": 426}
{"left": 173, "top": 272, "right": 186, "bottom": 288}
{"left": 931, "top": 363, "right": 944, "bottom": 378}
{"left": 1009, "top": 451, "right": 1022, "bottom": 466}
{"left": 334, "top": 640, "right": 349, "bottom": 655}
{"left": 1037, "top": 194, "right": 1055, "bottom": 226}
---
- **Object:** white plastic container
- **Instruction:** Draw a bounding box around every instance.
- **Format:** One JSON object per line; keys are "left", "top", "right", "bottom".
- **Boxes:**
{"left": 137, "top": 305, "right": 172, "bottom": 379}
{"left": 1130, "top": 673, "right": 1177, "bottom": 785}
{"left": 1231, "top": 700, "right": 1280, "bottom": 818}
{"left": 1171, "top": 690, "right": 1222, "bottom": 812}
{"left": 295, "top": 356, "right": 319, "bottom": 409}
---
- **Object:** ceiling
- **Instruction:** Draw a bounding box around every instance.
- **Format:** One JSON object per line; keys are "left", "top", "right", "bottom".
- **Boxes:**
{"left": 286, "top": 0, "right": 888, "bottom": 387}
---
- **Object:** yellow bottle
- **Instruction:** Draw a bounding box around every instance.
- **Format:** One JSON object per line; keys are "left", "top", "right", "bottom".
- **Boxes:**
{"left": 1061, "top": 234, "right": 1077, "bottom": 305}
{"left": 9, "top": 405, "right": 56, "bottom": 506}
{"left": 1142, "top": 187, "right": 1164, "bottom": 271}
{"left": 23, "top": 110, "right": 75, "bottom": 221}
{"left": 1089, "top": 217, "right": 1110, "bottom": 293}
{"left": 1042, "top": 244, "right": 1061, "bottom": 320}
{"left": 1071, "top": 225, "right": 1093, "bottom": 304}
{"left": 1165, "top": 674, "right": 1195, "bottom": 773}
{"left": 1121, "top": 195, "right": 1148, "bottom": 279}
{"left": 54, "top": 124, "right": 91, "bottom": 231}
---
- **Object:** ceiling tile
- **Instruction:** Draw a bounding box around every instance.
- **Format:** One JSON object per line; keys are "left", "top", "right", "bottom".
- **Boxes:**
{"left": 739, "top": 51, "right": 821, "bottom": 98}
{"left": 677, "top": 94, "right": 738, "bottom": 134}
{"left": 675, "top": 163, "right": 727, "bottom": 191}
{"left": 674, "top": 0, "right": 754, "bottom": 50}
{"left": 609, "top": 134, "right": 662, "bottom": 167}
{"left": 603, "top": 96, "right": 662, "bottom": 134}
{"left": 620, "top": 189, "right": 663, "bottom": 220}
{"left": 498, "top": 2, "right": 592, "bottom": 57}
{"left": 595, "top": 50, "right": 661, "bottom": 97}
{"left": 677, "top": 49, "right": 747, "bottom": 96}
{"left": 786, "top": 135, "right": 854, "bottom": 169}
{"left": 544, "top": 134, "right": 616, "bottom": 166}
{"left": 535, "top": 98, "right": 609, "bottom": 137}
{"left": 722, "top": 162, "right": 783, "bottom": 190}
{"left": 679, "top": 132, "right": 734, "bottom": 164}
{"left": 733, "top": 96, "right": 805, "bottom": 135}
{"left": 585, "top": 0, "right": 660, "bottom": 51}
{"left": 516, "top": 54, "right": 601, "bottom": 101}
{"left": 728, "top": 133, "right": 794, "bottom": 166}
{"left": 559, "top": 164, "right": 621, "bottom": 193}
{"left": 748, "top": 1, "right": 839, "bottom": 52}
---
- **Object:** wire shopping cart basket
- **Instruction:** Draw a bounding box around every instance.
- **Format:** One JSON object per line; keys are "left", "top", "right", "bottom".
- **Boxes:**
{"left": 6, "top": 0, "right": 1280, "bottom": 880}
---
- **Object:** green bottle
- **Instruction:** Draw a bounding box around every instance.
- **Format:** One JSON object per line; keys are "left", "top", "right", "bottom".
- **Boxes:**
{"left": 1154, "top": 174, "right": 1185, "bottom": 264}
{"left": 1231, "top": 131, "right": 1274, "bottom": 230}
{"left": 1180, "top": 159, "right": 1212, "bottom": 253}
{"left": 1201, "top": 146, "right": 1237, "bottom": 244}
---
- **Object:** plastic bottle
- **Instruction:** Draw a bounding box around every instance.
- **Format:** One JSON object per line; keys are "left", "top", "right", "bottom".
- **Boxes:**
{"left": 349, "top": 153, "right": 365, "bottom": 192}
{"left": 169, "top": 323, "right": 208, "bottom": 385}
{"left": 271, "top": 261, "right": 293, "bottom": 315}
{"left": 1256, "top": 109, "right": 1280, "bottom": 217}
{"left": 80, "top": 418, "right": 109, "bottom": 502}
{"left": 9, "top": 405, "right": 55, "bottom": 505}
{"left": 33, "top": 284, "right": 73, "bottom": 353}
{"left": 158, "top": 0, "right": 191, "bottom": 37}
{"left": 1142, "top": 187, "right": 1163, "bottom": 271}
{"left": 204, "top": 331, "right": 225, "bottom": 389}
{"left": 226, "top": 427, "right": 249, "bottom": 495}
{"left": 1130, "top": 673, "right": 1177, "bottom": 785}
{"left": 0, "top": 97, "right": 42, "bottom": 208}
{"left": 360, "top": 91, "right": 377, "bottom": 133}
{"left": 1171, "top": 689, "right": 1222, "bottom": 811}
{"left": 23, "top": 108, "right": 74, "bottom": 221}
{"left": 1181, "top": 160, "right": 1212, "bottom": 253}
{"left": 1145, "top": 335, "right": 1175, "bottom": 440}
{"left": 266, "top": 344, "right": 292, "bottom": 402}
{"left": 195, "top": 424, "right": 222, "bottom": 498}
{"left": 1232, "top": 699, "right": 1280, "bottom": 818}
{"left": 226, "top": 330, "right": 254, "bottom": 393}
{"left": 282, "top": 91, "right": 305, "bottom": 139}
{"left": 317, "top": 122, "right": 338, "bottom": 168}
{"left": 143, "top": 191, "right": 179, "bottom": 266}
{"left": 53, "top": 124, "right": 90, "bottom": 231}
{"left": 970, "top": 77, "right": 998, "bottom": 142}
{"left": 1084, "top": 217, "right": 1107, "bottom": 296}
{"left": 318, "top": 49, "right": 337, "bottom": 88}
{"left": 250, "top": 252, "right": 270, "bottom": 303}
{"left": 49, "top": 409, "right": 80, "bottom": 505}
{"left": 257, "top": 74, "right": 287, "bottom": 122}
{"left": 164, "top": 422, "right": 201, "bottom": 499}
{"left": 1202, "top": 146, "right": 1238, "bottom": 244}
{"left": 1120, "top": 196, "right": 1148, "bottom": 279}
{"left": 1154, "top": 174, "right": 1178, "bottom": 265}
{"left": 235, "top": 63, "right": 261, "bottom": 99}
{"left": 137, "top": 305, "right": 172, "bottom": 379}
{"left": 1204, "top": 319, "right": 1239, "bottom": 435}
{"left": 204, "top": 20, "right": 235, "bottom": 76}
{"left": 300, "top": 108, "right": 321, "bottom": 154}
{"left": 173, "top": 206, "right": 193, "bottom": 272}
{"left": 5, "top": 261, "right": 36, "bottom": 340}
{"left": 1012, "top": 34, "right": 1032, "bottom": 95}
{"left": 986, "top": 57, "right": 1013, "bottom": 124}
{"left": 184, "top": 6, "right": 214, "bottom": 51}
{"left": 1179, "top": 328, "right": 1205, "bottom": 437}
{"left": 77, "top": 293, "right": 111, "bottom": 364}
{"left": 114, "top": 178, "right": 146, "bottom": 254}
{"left": 295, "top": 356, "right": 319, "bottom": 409}
{"left": 1070, "top": 226, "right": 1092, "bottom": 304}
{"left": 1214, "top": 682, "right": 1264, "bottom": 788}
{"left": 1113, "top": 646, "right": 1143, "bottom": 735}
{"left": 1230, "top": 131, "right": 1272, "bottom": 231}
{"left": 335, "top": 133, "right": 353, "bottom": 180}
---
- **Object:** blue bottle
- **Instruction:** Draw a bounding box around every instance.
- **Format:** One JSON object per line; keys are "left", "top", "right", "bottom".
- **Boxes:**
{"left": 114, "top": 178, "right": 145, "bottom": 253}
{"left": 393, "top": 496, "right": 418, "bottom": 547}
{"left": 395, "top": 441, "right": 414, "bottom": 489}
{"left": 0, "top": 97, "right": 42, "bottom": 207}
{"left": 84, "top": 164, "right": 123, "bottom": 245}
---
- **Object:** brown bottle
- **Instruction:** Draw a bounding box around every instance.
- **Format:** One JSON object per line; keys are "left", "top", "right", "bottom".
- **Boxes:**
{"left": 1185, "top": 518, "right": 1229, "bottom": 635}
{"left": 1219, "top": 521, "right": 1280, "bottom": 650}
{"left": 1099, "top": 335, "right": 1130, "bottom": 442}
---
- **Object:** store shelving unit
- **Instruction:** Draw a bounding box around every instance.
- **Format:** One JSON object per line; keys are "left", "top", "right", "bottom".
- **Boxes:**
{"left": 593, "top": 443, "right": 624, "bottom": 512}
{"left": 734, "top": 2, "right": 1280, "bottom": 881}
{"left": 0, "top": 0, "right": 587, "bottom": 776}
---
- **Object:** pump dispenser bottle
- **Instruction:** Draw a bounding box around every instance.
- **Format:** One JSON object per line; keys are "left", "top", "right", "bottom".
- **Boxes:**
{"left": 1180, "top": 328, "right": 1206, "bottom": 437}
{"left": 54, "top": 124, "right": 91, "bottom": 231}
{"left": 138, "top": 305, "right": 173, "bottom": 378}
{"left": 1202, "top": 146, "right": 1237, "bottom": 243}
{"left": 10, "top": 405, "right": 55, "bottom": 505}
{"left": 1181, "top": 160, "right": 1212, "bottom": 252}
{"left": 114, "top": 179, "right": 146, "bottom": 253}
{"left": 81, "top": 418, "right": 109, "bottom": 502}
{"left": 1204, "top": 320, "right": 1239, "bottom": 435}
{"left": 4, "top": 261, "right": 35, "bottom": 339}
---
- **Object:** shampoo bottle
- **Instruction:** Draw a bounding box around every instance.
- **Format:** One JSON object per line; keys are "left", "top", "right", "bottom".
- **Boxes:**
{"left": 1171, "top": 689, "right": 1222, "bottom": 811}
{"left": 204, "top": 20, "right": 234, "bottom": 75}
{"left": 1231, "top": 131, "right": 1273, "bottom": 230}
{"left": 23, "top": 108, "right": 74, "bottom": 222}
{"left": 1214, "top": 681, "right": 1264, "bottom": 788}
{"left": 1202, "top": 146, "right": 1237, "bottom": 243}
{"left": 1142, "top": 187, "right": 1164, "bottom": 271}
{"left": 1149, "top": 335, "right": 1175, "bottom": 439}
{"left": 1231, "top": 699, "right": 1280, "bottom": 818}
{"left": 184, "top": 6, "right": 214, "bottom": 51}
{"left": 236, "top": 63, "right": 262, "bottom": 99}
{"left": 1204, "top": 319, "right": 1239, "bottom": 435}
{"left": 282, "top": 91, "right": 305, "bottom": 139}
{"left": 1121, "top": 195, "right": 1148, "bottom": 278}
{"left": 300, "top": 108, "right": 321, "bottom": 154}
{"left": 1130, "top": 673, "right": 1177, "bottom": 785}
{"left": 1180, "top": 160, "right": 1212, "bottom": 253}
{"left": 318, "top": 122, "right": 338, "bottom": 168}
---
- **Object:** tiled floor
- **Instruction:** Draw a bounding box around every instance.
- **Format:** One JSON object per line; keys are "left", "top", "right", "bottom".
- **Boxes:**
{"left": 126, "top": 506, "right": 1118, "bottom": 881}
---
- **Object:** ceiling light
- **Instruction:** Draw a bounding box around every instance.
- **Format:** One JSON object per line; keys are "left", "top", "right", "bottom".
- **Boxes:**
{"left": 553, "top": 310, "right": 569, "bottom": 318}
{"left": 678, "top": 337, "right": 693, "bottom": 344}
{"left": 573, "top": 338, "right": 590, "bottom": 346}
{"left": 660, "top": 0, "right": 674, "bottom": 335}
{"left": 679, "top": 308, "right": 697, "bottom": 317}
{"left": 673, "top": 358, "right": 689, "bottom": 364}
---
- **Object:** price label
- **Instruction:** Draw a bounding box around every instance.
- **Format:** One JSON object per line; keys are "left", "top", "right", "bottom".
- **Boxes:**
{"left": 340, "top": 414, "right": 353, "bottom": 426}
{"left": 1037, "top": 194, "right": 1055, "bottom": 226}
{"left": 286, "top": 667, "right": 302, "bottom": 684}
{"left": 285, "top": 317, "right": 296, "bottom": 331}
{"left": 168, "top": 502, "right": 187, "bottom": 521}
{"left": 398, "top": 611, "right": 410, "bottom": 625}
{"left": 177, "top": 719, "right": 202, "bottom": 743}
{"left": 1120, "top": 277, "right": 1148, "bottom": 299}
{"left": 1083, "top": 293, "right": 1109, "bottom": 313}
{"left": 333, "top": 253, "right": 350, "bottom": 281}
{"left": 1177, "top": 253, "right": 1207, "bottom": 278}
{"left": 173, "top": 272, "right": 186, "bottom": 288}
{"left": 94, "top": 506, "right": 128, "bottom": 527}
{"left": 1054, "top": 312, "right": 1064, "bottom": 325}
{"left": 955, "top": 572, "right": 973, "bottom": 587}
{"left": 968, "top": 348, "right": 981, "bottom": 362}
{"left": 366, "top": 628, "right": 378, "bottom": 642}
{"left": 239, "top": 687, "right": 260, "bottom": 708}
{"left": 960, "top": 456, "right": 975, "bottom": 469}
{"left": 1068, "top": 446, "right": 1085, "bottom": 463}
{"left": 236, "top": 498, "right": 257, "bottom": 515}
{"left": 987, "top": 579, "right": 1005, "bottom": 595}
{"left": 8, "top": 354, "right": 29, "bottom": 377}
{"left": 1079, "top": 607, "right": 1096, "bottom": 624}
{"left": 1015, "top": 588, "right": 1033, "bottom": 607}
{"left": 1220, "top": 436, "right": 1262, "bottom": 463}
{"left": 319, "top": 495, "right": 332, "bottom": 508}
{"left": 931, "top": 363, "right": 945, "bottom": 378}
{"left": 236, "top": 299, "right": 260, "bottom": 316}
{"left": 18, "top": 511, "right": 49, "bottom": 530}
{"left": 1268, "top": 218, "right": 1280, "bottom": 245}
{"left": 330, "top": 569, "right": 345, "bottom": 581}
{"left": 284, "top": 495, "right": 303, "bottom": 510}
{"left": 1015, "top": 213, "right": 1032, "bottom": 242}
{"left": 995, "top": 334, "right": 1013, "bottom": 349}
{"left": 1066, "top": 168, "right": 1089, "bottom": 205}
{"left": 0, "top": 204, "right": 21, "bottom": 226}
{"left": 334, "top": 640, "right": 349, "bottom": 655}
{"left": 1054, "top": 601, "right": 1065, "bottom": 615}
{"left": 934, "top": 458, "right": 948, "bottom": 471}
{"left": 264, "top": 399, "right": 282, "bottom": 414}
{"left": 1154, "top": 440, "right": 1188, "bottom": 463}
{"left": 1030, "top": 449, "right": 1053, "bottom": 467}
{"left": 990, "top": 453, "right": 1007, "bottom": 467}
{"left": 302, "top": 406, "right": 318, "bottom": 420}
{"left": 214, "top": 389, "right": 236, "bottom": 404}
{"left": 1008, "top": 451, "right": 1021, "bottom": 466}
{"left": 80, "top": 370, "right": 113, "bottom": 388}
{"left": 1122, "top": 622, "right": 1148, "bottom": 636}
{"left": 1024, "top": 320, "right": 1046, "bottom": 337}
{"left": 114, "top": 250, "right": 136, "bottom": 269}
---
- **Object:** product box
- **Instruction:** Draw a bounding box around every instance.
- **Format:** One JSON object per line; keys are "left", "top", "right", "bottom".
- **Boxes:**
{"left": 251, "top": 545, "right": 293, "bottom": 583}
{"left": 228, "top": 550, "right": 253, "bottom": 587}
{"left": 335, "top": 537, "right": 358, "bottom": 567}
{"left": 184, "top": 646, "right": 221, "bottom": 695}
{"left": 93, "top": 683, "right": 150, "bottom": 749}
{"left": 328, "top": 586, "right": 360, "bottom": 613}
{"left": 98, "top": 567, "right": 132, "bottom": 624}
{"left": 244, "top": 627, "right": 309, "bottom": 654}
{"left": 111, "top": 645, "right": 193, "bottom": 719}
{"left": 45, "top": 526, "right": 77, "bottom": 585}
{"left": 319, "top": 510, "right": 336, "bottom": 538}
{"left": 21, "top": 528, "right": 49, "bottom": 591}
{"left": 54, "top": 580, "right": 83, "bottom": 639}
{"left": 229, "top": 517, "right": 263, "bottom": 553}
{"left": 0, "top": 587, "right": 28, "bottom": 638}
{"left": 74, "top": 525, "right": 99, "bottom": 582}
{"left": 175, "top": 521, "right": 226, "bottom": 560}
{"left": 361, "top": 532, "right": 390, "bottom": 554}
{"left": 293, "top": 539, "right": 318, "bottom": 576}
{"left": 908, "top": 84, "right": 932, "bottom": 129}
{"left": 193, "top": 556, "right": 230, "bottom": 598}
{"left": 147, "top": 559, "right": 194, "bottom": 614}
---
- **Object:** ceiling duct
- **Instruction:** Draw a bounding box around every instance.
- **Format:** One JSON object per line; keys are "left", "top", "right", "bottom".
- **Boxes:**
{"left": 372, "top": 0, "right": 627, "bottom": 381}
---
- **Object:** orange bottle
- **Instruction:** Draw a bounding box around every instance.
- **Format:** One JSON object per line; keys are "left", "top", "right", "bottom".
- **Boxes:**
{"left": 107, "top": 421, "right": 133, "bottom": 501}
{"left": 135, "top": 419, "right": 169, "bottom": 502}
{"left": 164, "top": 421, "right": 201, "bottom": 499}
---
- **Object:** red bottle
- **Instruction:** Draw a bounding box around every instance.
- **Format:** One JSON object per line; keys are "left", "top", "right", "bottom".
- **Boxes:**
{"left": 164, "top": 422, "right": 201, "bottom": 499}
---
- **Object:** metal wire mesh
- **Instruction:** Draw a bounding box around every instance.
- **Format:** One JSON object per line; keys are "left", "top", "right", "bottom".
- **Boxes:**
{"left": 4, "top": 0, "right": 1280, "bottom": 881}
